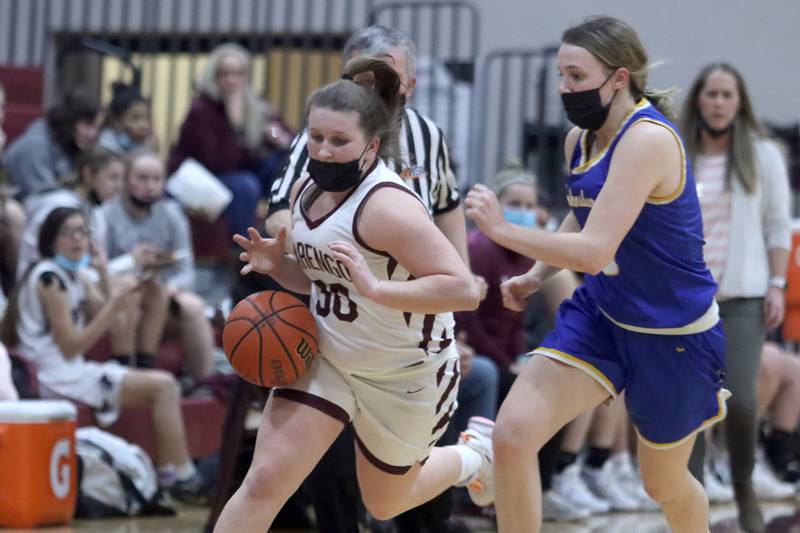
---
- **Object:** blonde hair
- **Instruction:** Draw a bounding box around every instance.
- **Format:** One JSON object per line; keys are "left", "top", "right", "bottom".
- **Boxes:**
{"left": 680, "top": 63, "right": 769, "bottom": 194}
{"left": 562, "top": 16, "right": 678, "bottom": 120}
{"left": 489, "top": 162, "right": 537, "bottom": 196}
{"left": 195, "top": 42, "right": 265, "bottom": 150}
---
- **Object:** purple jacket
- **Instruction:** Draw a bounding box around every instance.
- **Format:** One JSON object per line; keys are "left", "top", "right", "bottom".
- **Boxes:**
{"left": 168, "top": 94, "right": 258, "bottom": 176}
{"left": 457, "top": 229, "right": 535, "bottom": 370}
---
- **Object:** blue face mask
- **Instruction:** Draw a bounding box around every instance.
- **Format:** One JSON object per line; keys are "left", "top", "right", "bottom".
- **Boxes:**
{"left": 54, "top": 253, "right": 91, "bottom": 272}
{"left": 503, "top": 208, "right": 537, "bottom": 228}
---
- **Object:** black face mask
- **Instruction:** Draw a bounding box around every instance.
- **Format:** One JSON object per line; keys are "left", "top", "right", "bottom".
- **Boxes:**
{"left": 308, "top": 144, "right": 370, "bottom": 192}
{"left": 561, "top": 72, "right": 617, "bottom": 131}
{"left": 700, "top": 115, "right": 733, "bottom": 139}
{"left": 128, "top": 193, "right": 157, "bottom": 210}
{"left": 88, "top": 189, "right": 103, "bottom": 206}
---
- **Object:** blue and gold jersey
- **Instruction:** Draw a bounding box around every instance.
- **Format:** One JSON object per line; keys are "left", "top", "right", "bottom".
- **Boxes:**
{"left": 567, "top": 99, "right": 718, "bottom": 332}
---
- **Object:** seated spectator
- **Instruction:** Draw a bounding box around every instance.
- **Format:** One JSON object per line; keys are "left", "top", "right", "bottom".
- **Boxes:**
{"left": 0, "top": 207, "right": 206, "bottom": 502}
{"left": 98, "top": 82, "right": 157, "bottom": 155}
{"left": 17, "top": 146, "right": 125, "bottom": 275}
{"left": 458, "top": 164, "right": 579, "bottom": 403}
{"left": 759, "top": 341, "right": 800, "bottom": 483}
{"left": 0, "top": 82, "right": 26, "bottom": 304}
{"left": 3, "top": 89, "right": 100, "bottom": 199}
{"left": 96, "top": 149, "right": 214, "bottom": 379}
{"left": 0, "top": 194, "right": 24, "bottom": 305}
{"left": 168, "top": 42, "right": 293, "bottom": 241}
{"left": 0, "top": 340, "right": 17, "bottom": 400}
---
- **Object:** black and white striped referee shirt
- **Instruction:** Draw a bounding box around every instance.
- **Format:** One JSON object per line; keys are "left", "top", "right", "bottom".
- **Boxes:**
{"left": 268, "top": 107, "right": 461, "bottom": 216}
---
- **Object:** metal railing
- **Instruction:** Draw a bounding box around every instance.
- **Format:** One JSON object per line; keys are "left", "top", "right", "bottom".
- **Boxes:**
{"left": 469, "top": 46, "right": 569, "bottom": 206}
{"left": 370, "top": 0, "right": 479, "bottom": 182}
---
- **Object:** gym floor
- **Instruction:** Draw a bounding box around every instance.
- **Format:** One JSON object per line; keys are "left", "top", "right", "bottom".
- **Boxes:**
{"left": 6, "top": 502, "right": 799, "bottom": 532}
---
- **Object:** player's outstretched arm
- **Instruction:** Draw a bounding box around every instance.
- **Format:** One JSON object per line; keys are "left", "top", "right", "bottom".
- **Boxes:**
{"left": 467, "top": 122, "right": 676, "bottom": 274}
{"left": 234, "top": 227, "right": 311, "bottom": 294}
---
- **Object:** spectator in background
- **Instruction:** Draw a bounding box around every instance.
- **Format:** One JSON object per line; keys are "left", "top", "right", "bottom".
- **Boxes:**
{"left": 0, "top": 82, "right": 27, "bottom": 305}
{"left": 3, "top": 89, "right": 99, "bottom": 199}
{"left": 168, "top": 42, "right": 293, "bottom": 240}
{"left": 0, "top": 340, "right": 17, "bottom": 400}
{"left": 458, "top": 164, "right": 577, "bottom": 403}
{"left": 16, "top": 146, "right": 126, "bottom": 275}
{"left": 99, "top": 82, "right": 157, "bottom": 154}
{"left": 97, "top": 149, "right": 214, "bottom": 380}
{"left": 457, "top": 164, "right": 582, "bottom": 522}
{"left": 682, "top": 63, "right": 792, "bottom": 533}
{"left": 758, "top": 342, "right": 800, "bottom": 484}
{"left": 0, "top": 207, "right": 207, "bottom": 502}
{"left": 14, "top": 146, "right": 171, "bottom": 388}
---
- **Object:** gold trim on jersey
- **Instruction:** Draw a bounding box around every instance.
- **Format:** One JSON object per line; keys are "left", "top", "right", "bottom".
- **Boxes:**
{"left": 637, "top": 388, "right": 730, "bottom": 450}
{"left": 571, "top": 99, "right": 651, "bottom": 174}
{"left": 629, "top": 118, "right": 688, "bottom": 205}
{"left": 533, "top": 347, "right": 618, "bottom": 399}
{"left": 599, "top": 301, "right": 719, "bottom": 336}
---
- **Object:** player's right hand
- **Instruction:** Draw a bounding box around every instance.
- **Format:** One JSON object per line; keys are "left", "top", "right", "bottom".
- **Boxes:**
{"left": 500, "top": 273, "right": 541, "bottom": 311}
{"left": 234, "top": 226, "right": 288, "bottom": 276}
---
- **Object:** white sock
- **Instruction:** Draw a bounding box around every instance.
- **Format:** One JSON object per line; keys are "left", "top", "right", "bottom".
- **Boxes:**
{"left": 175, "top": 461, "right": 197, "bottom": 482}
{"left": 157, "top": 465, "right": 177, "bottom": 487}
{"left": 453, "top": 444, "right": 483, "bottom": 486}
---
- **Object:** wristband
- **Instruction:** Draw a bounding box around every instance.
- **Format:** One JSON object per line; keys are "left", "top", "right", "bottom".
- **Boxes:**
{"left": 769, "top": 276, "right": 787, "bottom": 290}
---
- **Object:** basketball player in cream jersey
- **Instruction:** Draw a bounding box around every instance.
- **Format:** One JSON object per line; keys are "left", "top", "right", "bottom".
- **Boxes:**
{"left": 214, "top": 57, "right": 495, "bottom": 533}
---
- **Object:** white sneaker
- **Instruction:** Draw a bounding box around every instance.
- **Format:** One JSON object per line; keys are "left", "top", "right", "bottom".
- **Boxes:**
{"left": 551, "top": 463, "right": 611, "bottom": 514}
{"left": 703, "top": 463, "right": 734, "bottom": 503}
{"left": 607, "top": 453, "right": 659, "bottom": 511}
{"left": 753, "top": 456, "right": 795, "bottom": 500}
{"left": 582, "top": 461, "right": 640, "bottom": 511}
{"left": 542, "top": 489, "right": 592, "bottom": 522}
{"left": 457, "top": 416, "right": 495, "bottom": 507}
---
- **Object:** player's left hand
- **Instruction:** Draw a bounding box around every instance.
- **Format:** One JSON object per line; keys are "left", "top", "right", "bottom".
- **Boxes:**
{"left": 764, "top": 286, "right": 785, "bottom": 331}
{"left": 329, "top": 241, "right": 379, "bottom": 299}
{"left": 465, "top": 184, "right": 505, "bottom": 237}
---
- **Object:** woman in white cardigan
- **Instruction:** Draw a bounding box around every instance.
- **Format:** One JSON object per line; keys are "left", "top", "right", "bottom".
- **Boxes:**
{"left": 681, "top": 63, "right": 791, "bottom": 533}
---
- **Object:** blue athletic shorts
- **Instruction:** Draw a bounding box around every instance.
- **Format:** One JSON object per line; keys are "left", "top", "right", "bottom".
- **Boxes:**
{"left": 535, "top": 285, "right": 728, "bottom": 448}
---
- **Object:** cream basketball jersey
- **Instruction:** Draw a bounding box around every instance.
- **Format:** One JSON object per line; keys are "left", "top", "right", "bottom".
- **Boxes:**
{"left": 291, "top": 160, "right": 457, "bottom": 374}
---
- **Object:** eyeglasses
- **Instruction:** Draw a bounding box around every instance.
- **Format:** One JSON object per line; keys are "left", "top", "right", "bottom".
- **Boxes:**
{"left": 58, "top": 227, "right": 91, "bottom": 239}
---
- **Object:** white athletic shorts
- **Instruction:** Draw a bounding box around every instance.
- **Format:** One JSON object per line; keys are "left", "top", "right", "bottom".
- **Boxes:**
{"left": 38, "top": 360, "right": 128, "bottom": 427}
{"left": 274, "top": 347, "right": 460, "bottom": 474}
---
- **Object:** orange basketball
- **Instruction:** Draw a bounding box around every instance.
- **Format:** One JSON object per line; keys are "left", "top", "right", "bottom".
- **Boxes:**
{"left": 222, "top": 290, "right": 318, "bottom": 387}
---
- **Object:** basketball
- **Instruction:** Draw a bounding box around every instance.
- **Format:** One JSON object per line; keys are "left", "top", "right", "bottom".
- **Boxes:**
{"left": 222, "top": 290, "right": 318, "bottom": 387}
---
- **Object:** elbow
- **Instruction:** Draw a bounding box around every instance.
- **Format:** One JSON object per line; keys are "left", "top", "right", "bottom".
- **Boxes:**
{"left": 456, "top": 276, "right": 481, "bottom": 311}
{"left": 58, "top": 342, "right": 80, "bottom": 360}
{"left": 580, "top": 248, "right": 614, "bottom": 276}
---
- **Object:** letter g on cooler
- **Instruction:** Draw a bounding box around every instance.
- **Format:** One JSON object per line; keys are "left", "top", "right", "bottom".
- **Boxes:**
{"left": 49, "top": 438, "right": 71, "bottom": 499}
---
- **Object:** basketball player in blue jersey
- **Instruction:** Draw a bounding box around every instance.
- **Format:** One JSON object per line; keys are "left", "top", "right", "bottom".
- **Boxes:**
{"left": 466, "top": 16, "right": 726, "bottom": 533}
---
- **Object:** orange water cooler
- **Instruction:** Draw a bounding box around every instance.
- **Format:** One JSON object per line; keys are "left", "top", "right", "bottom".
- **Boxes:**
{"left": 783, "top": 223, "right": 800, "bottom": 341}
{"left": 0, "top": 400, "right": 77, "bottom": 528}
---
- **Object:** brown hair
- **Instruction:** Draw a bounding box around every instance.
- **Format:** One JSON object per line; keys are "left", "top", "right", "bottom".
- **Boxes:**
{"left": 1, "top": 207, "right": 85, "bottom": 347}
{"left": 680, "top": 63, "right": 767, "bottom": 194}
{"left": 306, "top": 55, "right": 404, "bottom": 168}
{"left": 562, "top": 16, "right": 677, "bottom": 119}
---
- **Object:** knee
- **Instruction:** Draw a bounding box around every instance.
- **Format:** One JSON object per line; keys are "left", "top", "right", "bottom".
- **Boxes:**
{"left": 641, "top": 474, "right": 681, "bottom": 505}
{"left": 471, "top": 356, "right": 500, "bottom": 387}
{"left": 493, "top": 414, "right": 542, "bottom": 467}
{"left": 151, "top": 370, "right": 181, "bottom": 401}
{"left": 174, "top": 291, "right": 204, "bottom": 317}
{"left": 360, "top": 491, "right": 402, "bottom": 522}
{"left": 241, "top": 460, "right": 285, "bottom": 503}
{"left": 226, "top": 172, "right": 261, "bottom": 200}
